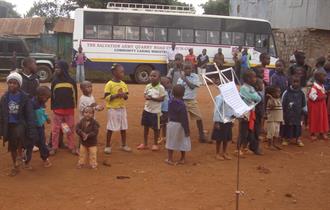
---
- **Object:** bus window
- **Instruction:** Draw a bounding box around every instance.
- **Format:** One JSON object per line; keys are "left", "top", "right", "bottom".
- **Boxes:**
{"left": 141, "top": 27, "right": 154, "bottom": 41}
{"left": 255, "top": 34, "right": 269, "bottom": 53}
{"left": 232, "top": 32, "right": 244, "bottom": 46}
{"left": 85, "top": 25, "right": 98, "bottom": 39}
{"left": 155, "top": 28, "right": 167, "bottom": 42}
{"left": 245, "top": 33, "right": 254, "bottom": 46}
{"left": 181, "top": 29, "right": 193, "bottom": 43}
{"left": 98, "top": 25, "right": 112, "bottom": 39}
{"left": 207, "top": 31, "right": 219, "bottom": 44}
{"left": 195, "top": 30, "right": 206, "bottom": 43}
{"left": 169, "top": 28, "right": 181, "bottom": 43}
{"left": 269, "top": 35, "right": 276, "bottom": 57}
{"left": 126, "top": 26, "right": 139, "bottom": 40}
{"left": 113, "top": 26, "right": 126, "bottom": 40}
{"left": 221, "top": 32, "right": 232, "bottom": 45}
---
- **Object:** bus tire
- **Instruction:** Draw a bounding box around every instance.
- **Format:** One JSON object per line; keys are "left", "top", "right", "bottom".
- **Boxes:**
{"left": 134, "top": 64, "right": 153, "bottom": 84}
{"left": 37, "top": 64, "right": 53, "bottom": 83}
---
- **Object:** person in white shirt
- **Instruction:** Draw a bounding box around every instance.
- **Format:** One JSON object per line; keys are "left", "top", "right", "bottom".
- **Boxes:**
{"left": 166, "top": 42, "right": 178, "bottom": 70}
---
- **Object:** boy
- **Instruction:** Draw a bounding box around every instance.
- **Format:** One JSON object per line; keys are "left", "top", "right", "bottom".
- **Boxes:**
{"left": 177, "top": 61, "right": 208, "bottom": 143}
{"left": 159, "top": 76, "right": 172, "bottom": 144}
{"left": 167, "top": 53, "right": 184, "bottom": 86}
{"left": 79, "top": 81, "right": 104, "bottom": 120}
{"left": 138, "top": 70, "right": 166, "bottom": 151}
{"left": 0, "top": 72, "right": 37, "bottom": 176}
{"left": 197, "top": 49, "right": 209, "bottom": 85}
{"left": 76, "top": 106, "right": 100, "bottom": 169}
{"left": 32, "top": 86, "right": 52, "bottom": 167}
{"left": 104, "top": 64, "right": 131, "bottom": 154}
{"left": 259, "top": 53, "right": 271, "bottom": 86}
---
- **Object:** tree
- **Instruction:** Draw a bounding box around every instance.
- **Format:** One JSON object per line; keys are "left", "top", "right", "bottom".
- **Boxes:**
{"left": 201, "top": 0, "right": 229, "bottom": 16}
{"left": 0, "top": 0, "right": 21, "bottom": 18}
{"left": 26, "top": 0, "right": 75, "bottom": 18}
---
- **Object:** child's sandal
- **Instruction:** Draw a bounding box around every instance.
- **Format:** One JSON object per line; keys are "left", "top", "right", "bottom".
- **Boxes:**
{"left": 137, "top": 144, "right": 149, "bottom": 150}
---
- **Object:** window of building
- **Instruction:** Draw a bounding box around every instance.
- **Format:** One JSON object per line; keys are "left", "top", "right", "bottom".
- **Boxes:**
{"left": 98, "top": 25, "right": 112, "bottom": 39}
{"left": 113, "top": 26, "right": 126, "bottom": 40}
{"left": 207, "top": 31, "right": 220, "bottom": 44}
{"left": 85, "top": 25, "right": 98, "bottom": 39}
{"left": 141, "top": 27, "right": 154, "bottom": 41}
{"left": 221, "top": 31, "right": 232, "bottom": 45}
{"left": 195, "top": 30, "right": 207, "bottom": 43}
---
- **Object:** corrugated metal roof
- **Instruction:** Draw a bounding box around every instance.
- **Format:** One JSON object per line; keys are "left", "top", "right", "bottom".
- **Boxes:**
{"left": 0, "top": 17, "right": 46, "bottom": 36}
{"left": 53, "top": 18, "right": 74, "bottom": 33}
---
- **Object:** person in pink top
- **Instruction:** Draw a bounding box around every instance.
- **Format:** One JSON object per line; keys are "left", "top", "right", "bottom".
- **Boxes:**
{"left": 259, "top": 53, "right": 271, "bottom": 86}
{"left": 74, "top": 46, "right": 86, "bottom": 83}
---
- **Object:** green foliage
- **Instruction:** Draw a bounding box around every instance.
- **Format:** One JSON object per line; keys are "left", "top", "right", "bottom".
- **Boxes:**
{"left": 201, "top": 0, "right": 229, "bottom": 16}
{"left": 26, "top": 0, "right": 75, "bottom": 18}
{"left": 0, "top": 0, "right": 21, "bottom": 18}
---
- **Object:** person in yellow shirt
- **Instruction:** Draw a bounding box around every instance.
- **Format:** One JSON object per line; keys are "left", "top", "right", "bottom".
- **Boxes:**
{"left": 104, "top": 64, "right": 131, "bottom": 154}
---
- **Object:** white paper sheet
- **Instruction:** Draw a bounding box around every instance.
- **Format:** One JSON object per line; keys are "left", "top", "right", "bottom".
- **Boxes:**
{"left": 219, "top": 81, "right": 253, "bottom": 117}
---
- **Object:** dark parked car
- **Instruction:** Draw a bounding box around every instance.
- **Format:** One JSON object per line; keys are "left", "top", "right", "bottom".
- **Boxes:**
{"left": 0, "top": 36, "right": 56, "bottom": 82}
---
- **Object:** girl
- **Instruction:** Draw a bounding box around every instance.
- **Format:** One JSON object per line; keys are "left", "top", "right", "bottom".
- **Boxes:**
{"left": 74, "top": 45, "right": 86, "bottom": 83}
{"left": 0, "top": 72, "right": 37, "bottom": 176}
{"left": 50, "top": 60, "right": 78, "bottom": 155}
{"left": 76, "top": 106, "right": 100, "bottom": 169}
{"left": 265, "top": 86, "right": 283, "bottom": 150}
{"left": 271, "top": 59, "right": 288, "bottom": 95}
{"left": 259, "top": 53, "right": 271, "bottom": 86}
{"left": 165, "top": 85, "right": 191, "bottom": 165}
{"left": 308, "top": 70, "right": 329, "bottom": 140}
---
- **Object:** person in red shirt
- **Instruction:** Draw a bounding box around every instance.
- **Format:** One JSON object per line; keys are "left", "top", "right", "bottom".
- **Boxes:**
{"left": 185, "top": 48, "right": 196, "bottom": 71}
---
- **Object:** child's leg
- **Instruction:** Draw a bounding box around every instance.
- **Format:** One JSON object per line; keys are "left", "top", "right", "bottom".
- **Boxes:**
{"left": 165, "top": 149, "right": 175, "bottom": 165}
{"left": 106, "top": 130, "right": 113, "bottom": 148}
{"left": 88, "top": 146, "right": 97, "bottom": 168}
{"left": 78, "top": 145, "right": 88, "bottom": 167}
{"left": 153, "top": 129, "right": 160, "bottom": 145}
{"left": 161, "top": 123, "right": 166, "bottom": 139}
{"left": 216, "top": 141, "right": 221, "bottom": 155}
{"left": 120, "top": 130, "right": 126, "bottom": 146}
{"left": 178, "top": 151, "right": 186, "bottom": 164}
{"left": 64, "top": 114, "right": 75, "bottom": 150}
{"left": 10, "top": 149, "right": 17, "bottom": 167}
{"left": 51, "top": 113, "right": 62, "bottom": 150}
{"left": 36, "top": 126, "right": 50, "bottom": 161}
{"left": 144, "top": 126, "right": 149, "bottom": 146}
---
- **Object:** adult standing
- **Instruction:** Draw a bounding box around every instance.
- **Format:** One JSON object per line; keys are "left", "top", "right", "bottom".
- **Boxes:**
{"left": 74, "top": 45, "right": 86, "bottom": 83}
{"left": 213, "top": 48, "right": 225, "bottom": 68}
{"left": 197, "top": 49, "right": 209, "bottom": 84}
{"left": 166, "top": 42, "right": 178, "bottom": 70}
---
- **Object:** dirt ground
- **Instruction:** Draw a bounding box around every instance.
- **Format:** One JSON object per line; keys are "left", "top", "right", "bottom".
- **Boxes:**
{"left": 0, "top": 83, "right": 330, "bottom": 210}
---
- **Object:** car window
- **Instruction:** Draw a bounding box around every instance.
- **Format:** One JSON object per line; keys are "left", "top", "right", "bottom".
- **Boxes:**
{"left": 8, "top": 42, "right": 24, "bottom": 54}
{"left": 0, "top": 41, "right": 3, "bottom": 53}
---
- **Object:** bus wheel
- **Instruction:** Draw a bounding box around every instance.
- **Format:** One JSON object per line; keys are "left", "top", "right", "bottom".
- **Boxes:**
{"left": 134, "top": 64, "right": 152, "bottom": 84}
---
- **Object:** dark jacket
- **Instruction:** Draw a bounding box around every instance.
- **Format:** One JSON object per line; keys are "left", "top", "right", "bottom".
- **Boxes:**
{"left": 282, "top": 86, "right": 306, "bottom": 125}
{"left": 76, "top": 119, "right": 99, "bottom": 147}
{"left": 0, "top": 91, "right": 37, "bottom": 145}
{"left": 20, "top": 72, "right": 39, "bottom": 98}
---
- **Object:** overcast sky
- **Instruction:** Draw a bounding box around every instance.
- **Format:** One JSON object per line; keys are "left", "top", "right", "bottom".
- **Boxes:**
{"left": 9, "top": 0, "right": 208, "bottom": 16}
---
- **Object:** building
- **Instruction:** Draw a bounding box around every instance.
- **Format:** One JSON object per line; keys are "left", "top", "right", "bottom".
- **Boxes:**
{"left": 230, "top": 0, "right": 330, "bottom": 65}
{"left": 0, "top": 17, "right": 74, "bottom": 61}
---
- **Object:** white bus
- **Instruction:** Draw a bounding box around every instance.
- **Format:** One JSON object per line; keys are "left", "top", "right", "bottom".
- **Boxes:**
{"left": 73, "top": 2, "right": 278, "bottom": 83}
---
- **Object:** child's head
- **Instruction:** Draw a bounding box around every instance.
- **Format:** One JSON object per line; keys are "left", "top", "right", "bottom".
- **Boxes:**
{"left": 294, "top": 51, "right": 305, "bottom": 65}
{"left": 254, "top": 66, "right": 264, "bottom": 79}
{"left": 6, "top": 72, "right": 22, "bottom": 93}
{"left": 254, "top": 78, "right": 264, "bottom": 92}
{"left": 293, "top": 66, "right": 305, "bottom": 78}
{"left": 83, "top": 106, "right": 94, "bottom": 120}
{"left": 275, "top": 59, "right": 285, "bottom": 73}
{"left": 183, "top": 61, "right": 193, "bottom": 76}
{"left": 172, "top": 84, "right": 185, "bottom": 99}
{"left": 149, "top": 70, "right": 161, "bottom": 85}
{"left": 324, "top": 62, "right": 330, "bottom": 73}
{"left": 266, "top": 86, "right": 281, "bottom": 99}
{"left": 259, "top": 53, "right": 270, "bottom": 66}
{"left": 315, "top": 56, "right": 326, "bottom": 68}
{"left": 174, "top": 53, "right": 183, "bottom": 67}
{"left": 22, "top": 57, "right": 37, "bottom": 74}
{"left": 243, "top": 70, "right": 257, "bottom": 85}
{"left": 290, "top": 75, "right": 301, "bottom": 89}
{"left": 171, "top": 42, "right": 176, "bottom": 50}
{"left": 161, "top": 76, "right": 171, "bottom": 90}
{"left": 36, "top": 86, "right": 51, "bottom": 104}
{"left": 80, "top": 80, "right": 92, "bottom": 96}
{"left": 111, "top": 64, "right": 125, "bottom": 80}
{"left": 314, "top": 69, "right": 327, "bottom": 84}
{"left": 78, "top": 46, "right": 83, "bottom": 53}
{"left": 55, "top": 60, "right": 70, "bottom": 77}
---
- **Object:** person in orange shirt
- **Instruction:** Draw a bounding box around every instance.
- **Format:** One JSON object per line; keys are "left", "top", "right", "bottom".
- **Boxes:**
{"left": 185, "top": 48, "right": 196, "bottom": 71}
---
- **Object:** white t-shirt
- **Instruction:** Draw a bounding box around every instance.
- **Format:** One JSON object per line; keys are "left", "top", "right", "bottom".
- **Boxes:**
{"left": 144, "top": 83, "right": 166, "bottom": 114}
{"left": 79, "top": 95, "right": 96, "bottom": 119}
{"left": 166, "top": 48, "right": 178, "bottom": 62}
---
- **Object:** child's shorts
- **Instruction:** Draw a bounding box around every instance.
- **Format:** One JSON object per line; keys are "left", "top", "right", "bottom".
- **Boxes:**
{"left": 141, "top": 110, "right": 160, "bottom": 130}
{"left": 107, "top": 108, "right": 128, "bottom": 131}
{"left": 211, "top": 122, "right": 233, "bottom": 142}
{"left": 184, "top": 99, "right": 202, "bottom": 120}
{"left": 160, "top": 111, "right": 168, "bottom": 126}
{"left": 266, "top": 121, "right": 281, "bottom": 139}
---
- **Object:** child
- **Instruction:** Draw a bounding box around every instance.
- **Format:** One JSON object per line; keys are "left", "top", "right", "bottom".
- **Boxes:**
{"left": 79, "top": 81, "right": 104, "bottom": 120}
{"left": 165, "top": 85, "right": 190, "bottom": 165}
{"left": 32, "top": 86, "right": 52, "bottom": 167}
{"left": 104, "top": 64, "right": 131, "bottom": 154}
{"left": 50, "top": 60, "right": 78, "bottom": 155}
{"left": 238, "top": 70, "right": 261, "bottom": 156}
{"left": 159, "top": 76, "right": 172, "bottom": 144}
{"left": 177, "top": 61, "right": 208, "bottom": 143}
{"left": 167, "top": 53, "right": 183, "bottom": 86}
{"left": 138, "top": 70, "right": 166, "bottom": 151}
{"left": 211, "top": 86, "right": 235, "bottom": 160}
{"left": 282, "top": 76, "right": 306, "bottom": 146}
{"left": 307, "top": 70, "right": 329, "bottom": 140}
{"left": 74, "top": 45, "right": 86, "bottom": 83}
{"left": 76, "top": 106, "right": 100, "bottom": 169}
{"left": 0, "top": 72, "right": 37, "bottom": 176}
{"left": 19, "top": 57, "right": 39, "bottom": 98}
{"left": 265, "top": 86, "right": 283, "bottom": 150}
{"left": 259, "top": 53, "right": 271, "bottom": 86}
{"left": 271, "top": 59, "right": 288, "bottom": 95}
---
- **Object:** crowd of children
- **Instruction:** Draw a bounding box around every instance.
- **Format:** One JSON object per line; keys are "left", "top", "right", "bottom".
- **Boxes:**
{"left": 1, "top": 50, "right": 330, "bottom": 176}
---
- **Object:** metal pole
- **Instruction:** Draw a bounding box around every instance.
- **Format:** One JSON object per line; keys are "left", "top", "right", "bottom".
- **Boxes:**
{"left": 235, "top": 121, "right": 241, "bottom": 210}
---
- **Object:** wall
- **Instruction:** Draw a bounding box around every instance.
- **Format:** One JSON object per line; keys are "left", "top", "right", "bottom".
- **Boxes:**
{"left": 273, "top": 28, "right": 330, "bottom": 66}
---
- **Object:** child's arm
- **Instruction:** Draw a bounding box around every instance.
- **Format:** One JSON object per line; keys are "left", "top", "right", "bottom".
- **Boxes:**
{"left": 86, "top": 122, "right": 100, "bottom": 138}
{"left": 24, "top": 98, "right": 38, "bottom": 140}
{"left": 0, "top": 98, "right": 3, "bottom": 139}
{"left": 73, "top": 82, "right": 78, "bottom": 107}
{"left": 180, "top": 105, "right": 190, "bottom": 137}
{"left": 181, "top": 75, "right": 199, "bottom": 89}
{"left": 149, "top": 95, "right": 165, "bottom": 102}
{"left": 149, "top": 87, "right": 166, "bottom": 102}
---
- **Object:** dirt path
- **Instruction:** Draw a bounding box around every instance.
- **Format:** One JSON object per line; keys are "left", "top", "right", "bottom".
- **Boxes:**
{"left": 0, "top": 83, "right": 330, "bottom": 210}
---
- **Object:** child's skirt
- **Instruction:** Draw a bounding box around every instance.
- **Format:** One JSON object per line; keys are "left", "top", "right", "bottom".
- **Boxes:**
{"left": 211, "top": 122, "right": 233, "bottom": 142}
{"left": 166, "top": 121, "right": 191, "bottom": 152}
{"left": 266, "top": 121, "right": 281, "bottom": 139}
